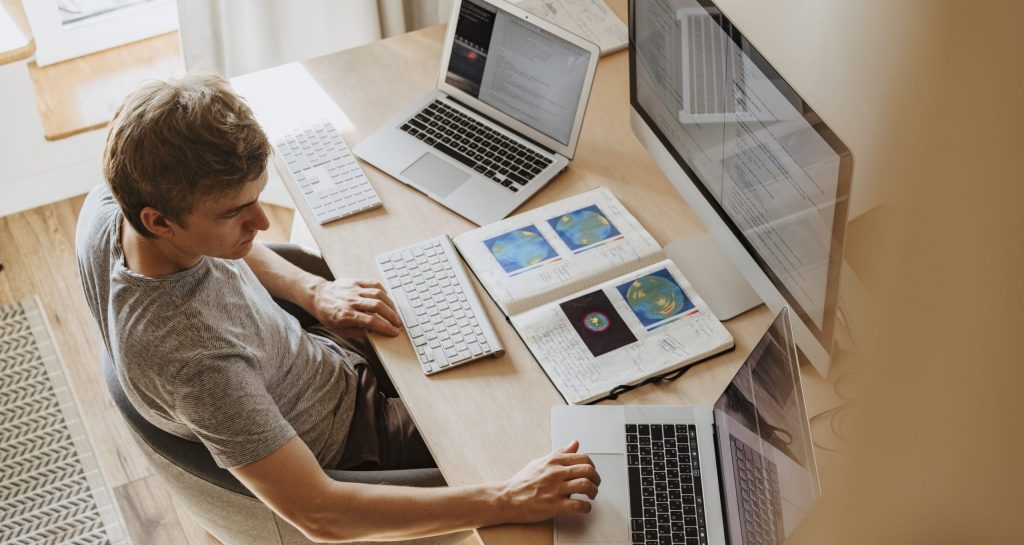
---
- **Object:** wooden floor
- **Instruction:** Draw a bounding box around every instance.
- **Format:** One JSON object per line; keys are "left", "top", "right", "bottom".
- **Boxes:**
{"left": 0, "top": 195, "right": 294, "bottom": 545}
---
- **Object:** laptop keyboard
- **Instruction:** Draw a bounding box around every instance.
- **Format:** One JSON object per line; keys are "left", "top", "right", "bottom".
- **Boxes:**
{"left": 400, "top": 100, "right": 553, "bottom": 193}
{"left": 626, "top": 424, "right": 709, "bottom": 545}
{"left": 729, "top": 437, "right": 784, "bottom": 545}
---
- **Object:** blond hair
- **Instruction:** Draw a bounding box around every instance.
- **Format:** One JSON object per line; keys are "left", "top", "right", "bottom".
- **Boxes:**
{"left": 103, "top": 73, "right": 271, "bottom": 237}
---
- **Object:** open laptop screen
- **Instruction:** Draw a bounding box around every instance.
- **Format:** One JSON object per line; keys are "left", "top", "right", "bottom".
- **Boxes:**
{"left": 713, "top": 309, "right": 819, "bottom": 543}
{"left": 445, "top": 0, "right": 591, "bottom": 146}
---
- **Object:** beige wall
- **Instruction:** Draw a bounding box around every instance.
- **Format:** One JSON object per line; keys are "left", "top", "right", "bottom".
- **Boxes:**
{"left": 711, "top": 0, "right": 1023, "bottom": 542}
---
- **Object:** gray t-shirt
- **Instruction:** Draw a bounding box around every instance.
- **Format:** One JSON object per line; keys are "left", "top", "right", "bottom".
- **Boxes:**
{"left": 76, "top": 186, "right": 359, "bottom": 469}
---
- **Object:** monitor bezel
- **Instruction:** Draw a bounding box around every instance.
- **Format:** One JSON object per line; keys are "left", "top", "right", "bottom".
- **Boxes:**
{"left": 628, "top": 0, "right": 853, "bottom": 355}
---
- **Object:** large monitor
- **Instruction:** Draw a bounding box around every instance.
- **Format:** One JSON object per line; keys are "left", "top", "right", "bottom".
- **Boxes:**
{"left": 628, "top": 0, "right": 853, "bottom": 376}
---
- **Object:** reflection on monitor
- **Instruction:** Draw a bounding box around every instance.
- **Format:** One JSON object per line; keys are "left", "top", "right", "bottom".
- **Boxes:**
{"left": 629, "top": 0, "right": 853, "bottom": 375}
{"left": 714, "top": 309, "right": 819, "bottom": 545}
{"left": 445, "top": 0, "right": 591, "bottom": 145}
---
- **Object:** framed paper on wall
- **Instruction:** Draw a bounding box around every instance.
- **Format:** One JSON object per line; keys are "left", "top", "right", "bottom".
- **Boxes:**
{"left": 23, "top": 0, "right": 178, "bottom": 66}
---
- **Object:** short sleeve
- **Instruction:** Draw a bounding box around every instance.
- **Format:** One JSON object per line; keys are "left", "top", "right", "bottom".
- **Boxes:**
{"left": 172, "top": 354, "right": 296, "bottom": 468}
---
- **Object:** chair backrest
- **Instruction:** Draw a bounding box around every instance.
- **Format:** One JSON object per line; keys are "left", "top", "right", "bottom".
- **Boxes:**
{"left": 102, "top": 348, "right": 255, "bottom": 495}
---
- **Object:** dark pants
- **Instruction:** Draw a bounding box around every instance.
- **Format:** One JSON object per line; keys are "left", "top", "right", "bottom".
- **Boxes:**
{"left": 264, "top": 243, "right": 436, "bottom": 472}
{"left": 310, "top": 328, "right": 436, "bottom": 472}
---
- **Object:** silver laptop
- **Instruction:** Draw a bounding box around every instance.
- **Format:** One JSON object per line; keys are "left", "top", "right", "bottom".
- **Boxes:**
{"left": 353, "top": 0, "right": 600, "bottom": 226}
{"left": 552, "top": 308, "right": 820, "bottom": 545}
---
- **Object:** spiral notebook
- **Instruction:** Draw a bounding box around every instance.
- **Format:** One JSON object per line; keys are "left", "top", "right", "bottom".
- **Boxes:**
{"left": 453, "top": 188, "right": 733, "bottom": 404}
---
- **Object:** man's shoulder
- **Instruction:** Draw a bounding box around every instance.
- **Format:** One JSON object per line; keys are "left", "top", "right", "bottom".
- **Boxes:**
{"left": 76, "top": 184, "right": 119, "bottom": 260}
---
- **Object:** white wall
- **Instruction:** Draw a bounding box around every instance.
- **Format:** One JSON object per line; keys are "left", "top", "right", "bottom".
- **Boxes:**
{"left": 177, "top": 0, "right": 384, "bottom": 78}
{"left": 0, "top": 61, "right": 107, "bottom": 217}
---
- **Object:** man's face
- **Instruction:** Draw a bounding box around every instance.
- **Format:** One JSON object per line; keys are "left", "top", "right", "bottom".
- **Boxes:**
{"left": 172, "top": 170, "right": 271, "bottom": 260}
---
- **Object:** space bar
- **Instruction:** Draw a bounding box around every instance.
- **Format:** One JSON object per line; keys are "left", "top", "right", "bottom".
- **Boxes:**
{"left": 434, "top": 143, "right": 475, "bottom": 169}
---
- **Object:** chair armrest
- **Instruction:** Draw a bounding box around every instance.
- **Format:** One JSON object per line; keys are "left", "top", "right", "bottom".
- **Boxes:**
{"left": 263, "top": 242, "right": 334, "bottom": 328}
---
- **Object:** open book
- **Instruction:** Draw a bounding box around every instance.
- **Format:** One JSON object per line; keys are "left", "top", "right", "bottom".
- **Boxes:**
{"left": 453, "top": 188, "right": 734, "bottom": 404}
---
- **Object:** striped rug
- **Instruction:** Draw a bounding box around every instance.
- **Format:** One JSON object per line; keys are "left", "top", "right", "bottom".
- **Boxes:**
{"left": 0, "top": 297, "right": 128, "bottom": 545}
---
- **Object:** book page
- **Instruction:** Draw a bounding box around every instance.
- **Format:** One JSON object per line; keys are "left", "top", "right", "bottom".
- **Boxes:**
{"left": 511, "top": 259, "right": 734, "bottom": 404}
{"left": 453, "top": 187, "right": 663, "bottom": 316}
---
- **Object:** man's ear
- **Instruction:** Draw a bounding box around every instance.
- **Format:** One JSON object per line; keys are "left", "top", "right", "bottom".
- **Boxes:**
{"left": 139, "top": 206, "right": 179, "bottom": 238}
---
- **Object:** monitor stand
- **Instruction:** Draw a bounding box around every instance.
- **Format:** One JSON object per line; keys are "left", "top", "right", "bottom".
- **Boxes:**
{"left": 665, "top": 235, "right": 762, "bottom": 320}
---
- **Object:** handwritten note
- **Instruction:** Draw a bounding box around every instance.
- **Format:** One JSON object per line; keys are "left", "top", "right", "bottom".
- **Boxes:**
{"left": 513, "top": 259, "right": 734, "bottom": 404}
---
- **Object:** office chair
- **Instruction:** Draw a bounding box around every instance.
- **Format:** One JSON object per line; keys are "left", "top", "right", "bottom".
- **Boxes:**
{"left": 100, "top": 243, "right": 472, "bottom": 545}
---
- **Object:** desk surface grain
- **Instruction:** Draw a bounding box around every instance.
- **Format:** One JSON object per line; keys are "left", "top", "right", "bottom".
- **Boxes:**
{"left": 284, "top": 3, "right": 773, "bottom": 543}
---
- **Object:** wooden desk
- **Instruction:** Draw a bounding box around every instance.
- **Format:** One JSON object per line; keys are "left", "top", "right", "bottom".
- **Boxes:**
{"left": 279, "top": 2, "right": 772, "bottom": 543}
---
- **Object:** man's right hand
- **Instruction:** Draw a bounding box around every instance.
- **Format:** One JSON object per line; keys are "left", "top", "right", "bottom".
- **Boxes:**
{"left": 497, "top": 439, "right": 602, "bottom": 523}
{"left": 232, "top": 435, "right": 601, "bottom": 542}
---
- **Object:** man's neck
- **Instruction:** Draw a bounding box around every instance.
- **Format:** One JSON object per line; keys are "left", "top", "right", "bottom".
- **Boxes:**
{"left": 121, "top": 218, "right": 203, "bottom": 277}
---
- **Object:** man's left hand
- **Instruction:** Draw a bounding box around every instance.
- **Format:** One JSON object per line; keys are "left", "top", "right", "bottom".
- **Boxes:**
{"left": 310, "top": 278, "right": 403, "bottom": 337}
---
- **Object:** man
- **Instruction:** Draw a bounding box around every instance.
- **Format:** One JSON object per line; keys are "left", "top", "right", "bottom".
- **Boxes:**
{"left": 76, "top": 73, "right": 599, "bottom": 542}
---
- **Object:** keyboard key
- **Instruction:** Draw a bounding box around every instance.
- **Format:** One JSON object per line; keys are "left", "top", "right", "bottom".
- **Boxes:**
{"left": 506, "top": 172, "right": 530, "bottom": 186}
{"left": 435, "top": 142, "right": 475, "bottom": 169}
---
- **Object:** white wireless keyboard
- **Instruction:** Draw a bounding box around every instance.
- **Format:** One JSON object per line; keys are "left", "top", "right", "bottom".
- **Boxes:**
{"left": 376, "top": 235, "right": 504, "bottom": 375}
{"left": 274, "top": 121, "right": 382, "bottom": 224}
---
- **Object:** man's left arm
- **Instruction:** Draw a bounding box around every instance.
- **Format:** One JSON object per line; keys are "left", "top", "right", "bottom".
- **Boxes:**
{"left": 243, "top": 243, "right": 402, "bottom": 336}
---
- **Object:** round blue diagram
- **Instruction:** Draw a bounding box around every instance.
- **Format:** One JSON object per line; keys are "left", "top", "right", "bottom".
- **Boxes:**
{"left": 620, "top": 272, "right": 693, "bottom": 326}
{"left": 485, "top": 227, "right": 558, "bottom": 274}
{"left": 551, "top": 206, "right": 620, "bottom": 250}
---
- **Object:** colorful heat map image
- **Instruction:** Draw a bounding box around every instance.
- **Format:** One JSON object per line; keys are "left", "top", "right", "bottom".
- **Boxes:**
{"left": 616, "top": 268, "right": 695, "bottom": 328}
{"left": 547, "top": 205, "right": 622, "bottom": 252}
{"left": 484, "top": 225, "right": 560, "bottom": 275}
{"left": 560, "top": 289, "right": 638, "bottom": 357}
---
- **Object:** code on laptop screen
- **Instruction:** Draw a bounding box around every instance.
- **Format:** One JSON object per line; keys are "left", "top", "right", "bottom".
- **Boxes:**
{"left": 446, "top": 0, "right": 591, "bottom": 145}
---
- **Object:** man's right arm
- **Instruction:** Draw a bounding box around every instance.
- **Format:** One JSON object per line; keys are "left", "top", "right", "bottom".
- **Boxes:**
{"left": 230, "top": 435, "right": 601, "bottom": 543}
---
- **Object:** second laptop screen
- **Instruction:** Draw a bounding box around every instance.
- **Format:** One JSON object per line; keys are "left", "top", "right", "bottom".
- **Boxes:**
{"left": 445, "top": 0, "right": 591, "bottom": 146}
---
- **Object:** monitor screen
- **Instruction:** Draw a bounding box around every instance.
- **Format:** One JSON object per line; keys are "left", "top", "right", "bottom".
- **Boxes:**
{"left": 629, "top": 0, "right": 852, "bottom": 352}
{"left": 714, "top": 309, "right": 819, "bottom": 542}
{"left": 445, "top": 0, "right": 592, "bottom": 146}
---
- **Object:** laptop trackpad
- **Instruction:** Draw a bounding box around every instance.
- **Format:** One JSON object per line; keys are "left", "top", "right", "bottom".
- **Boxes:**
{"left": 401, "top": 152, "right": 469, "bottom": 197}
{"left": 555, "top": 454, "right": 629, "bottom": 544}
